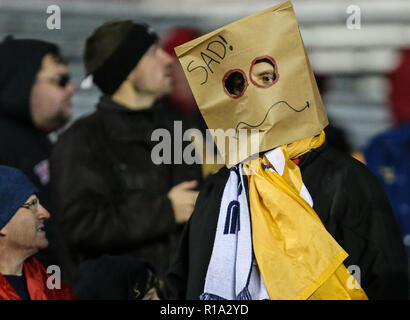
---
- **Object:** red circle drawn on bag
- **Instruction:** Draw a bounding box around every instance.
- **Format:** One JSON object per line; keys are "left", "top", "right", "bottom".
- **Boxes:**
{"left": 249, "top": 55, "right": 279, "bottom": 89}
{"left": 222, "top": 69, "right": 248, "bottom": 99}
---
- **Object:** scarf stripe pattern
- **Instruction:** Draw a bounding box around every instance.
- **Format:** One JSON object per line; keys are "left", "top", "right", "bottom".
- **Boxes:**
{"left": 200, "top": 165, "right": 269, "bottom": 300}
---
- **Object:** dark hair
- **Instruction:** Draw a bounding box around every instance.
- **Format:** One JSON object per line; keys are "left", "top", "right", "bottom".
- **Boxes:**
{"left": 48, "top": 51, "right": 66, "bottom": 65}
{"left": 83, "top": 20, "right": 135, "bottom": 75}
{"left": 254, "top": 58, "right": 274, "bottom": 67}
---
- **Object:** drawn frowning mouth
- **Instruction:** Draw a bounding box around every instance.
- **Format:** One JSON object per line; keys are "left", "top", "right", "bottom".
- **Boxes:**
{"left": 234, "top": 100, "right": 310, "bottom": 139}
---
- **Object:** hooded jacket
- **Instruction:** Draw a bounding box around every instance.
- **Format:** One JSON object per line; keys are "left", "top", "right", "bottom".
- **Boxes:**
{"left": 0, "top": 36, "right": 64, "bottom": 270}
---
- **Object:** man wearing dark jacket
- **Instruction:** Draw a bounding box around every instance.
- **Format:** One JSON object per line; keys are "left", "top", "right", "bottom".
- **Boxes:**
{"left": 165, "top": 2, "right": 409, "bottom": 300}
{"left": 165, "top": 143, "right": 409, "bottom": 300}
{"left": 0, "top": 36, "right": 75, "bottom": 272}
{"left": 49, "top": 21, "right": 201, "bottom": 287}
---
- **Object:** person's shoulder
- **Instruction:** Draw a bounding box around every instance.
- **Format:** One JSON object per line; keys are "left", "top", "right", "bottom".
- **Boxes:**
{"left": 58, "top": 111, "right": 101, "bottom": 141}
{"left": 0, "top": 118, "right": 17, "bottom": 145}
{"left": 193, "top": 166, "right": 229, "bottom": 210}
{"left": 0, "top": 117, "right": 29, "bottom": 136}
{"left": 52, "top": 111, "right": 104, "bottom": 157}
{"left": 202, "top": 165, "right": 229, "bottom": 187}
{"left": 318, "top": 144, "right": 381, "bottom": 186}
{"left": 0, "top": 117, "right": 43, "bottom": 153}
{"left": 0, "top": 116, "right": 15, "bottom": 129}
{"left": 320, "top": 144, "right": 364, "bottom": 167}
{"left": 367, "top": 122, "right": 410, "bottom": 148}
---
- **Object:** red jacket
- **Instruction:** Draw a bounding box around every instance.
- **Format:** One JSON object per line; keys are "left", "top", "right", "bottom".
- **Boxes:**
{"left": 0, "top": 257, "right": 77, "bottom": 300}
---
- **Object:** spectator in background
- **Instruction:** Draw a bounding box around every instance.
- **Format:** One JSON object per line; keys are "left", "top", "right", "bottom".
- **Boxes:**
{"left": 363, "top": 49, "right": 410, "bottom": 278}
{"left": 389, "top": 49, "right": 410, "bottom": 126}
{"left": 49, "top": 21, "right": 201, "bottom": 290}
{"left": 161, "top": 27, "right": 203, "bottom": 124}
{"left": 74, "top": 255, "right": 160, "bottom": 300}
{"left": 315, "top": 74, "right": 352, "bottom": 155}
{"left": 161, "top": 26, "right": 224, "bottom": 178}
{"left": 0, "top": 166, "right": 76, "bottom": 300}
{"left": 0, "top": 36, "right": 75, "bottom": 277}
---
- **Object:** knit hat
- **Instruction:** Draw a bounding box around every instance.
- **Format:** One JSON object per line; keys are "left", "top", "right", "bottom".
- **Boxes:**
{"left": 83, "top": 21, "right": 158, "bottom": 95}
{"left": 0, "top": 166, "right": 38, "bottom": 230}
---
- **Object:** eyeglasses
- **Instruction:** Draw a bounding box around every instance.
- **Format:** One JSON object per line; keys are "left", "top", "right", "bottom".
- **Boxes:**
{"left": 39, "top": 74, "right": 71, "bottom": 88}
{"left": 21, "top": 198, "right": 40, "bottom": 211}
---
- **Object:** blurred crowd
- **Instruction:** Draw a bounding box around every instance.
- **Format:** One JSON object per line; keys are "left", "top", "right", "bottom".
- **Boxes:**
{"left": 0, "top": 18, "right": 409, "bottom": 300}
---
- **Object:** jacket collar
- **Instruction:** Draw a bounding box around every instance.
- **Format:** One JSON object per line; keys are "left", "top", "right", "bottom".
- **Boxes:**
{"left": 0, "top": 257, "right": 54, "bottom": 300}
{"left": 97, "top": 95, "right": 160, "bottom": 142}
{"left": 213, "top": 143, "right": 327, "bottom": 183}
{"left": 298, "top": 141, "right": 327, "bottom": 170}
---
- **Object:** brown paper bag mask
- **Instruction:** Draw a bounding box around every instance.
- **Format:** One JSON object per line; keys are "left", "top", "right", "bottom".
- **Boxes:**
{"left": 175, "top": 1, "right": 328, "bottom": 168}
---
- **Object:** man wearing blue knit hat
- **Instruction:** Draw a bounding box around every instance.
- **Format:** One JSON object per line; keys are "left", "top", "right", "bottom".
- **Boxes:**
{"left": 0, "top": 165, "right": 76, "bottom": 300}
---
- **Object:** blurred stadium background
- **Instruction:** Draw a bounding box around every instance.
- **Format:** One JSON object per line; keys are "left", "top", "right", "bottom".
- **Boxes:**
{"left": 1, "top": 0, "right": 409, "bottom": 151}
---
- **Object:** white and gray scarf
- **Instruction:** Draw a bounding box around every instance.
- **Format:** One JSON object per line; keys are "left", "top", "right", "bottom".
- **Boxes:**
{"left": 199, "top": 163, "right": 269, "bottom": 300}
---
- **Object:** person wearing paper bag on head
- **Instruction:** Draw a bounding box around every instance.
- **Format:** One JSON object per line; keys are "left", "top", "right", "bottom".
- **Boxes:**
{"left": 165, "top": 1, "right": 409, "bottom": 300}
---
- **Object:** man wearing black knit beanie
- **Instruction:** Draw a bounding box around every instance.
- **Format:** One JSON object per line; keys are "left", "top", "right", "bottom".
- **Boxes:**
{"left": 49, "top": 21, "right": 202, "bottom": 295}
